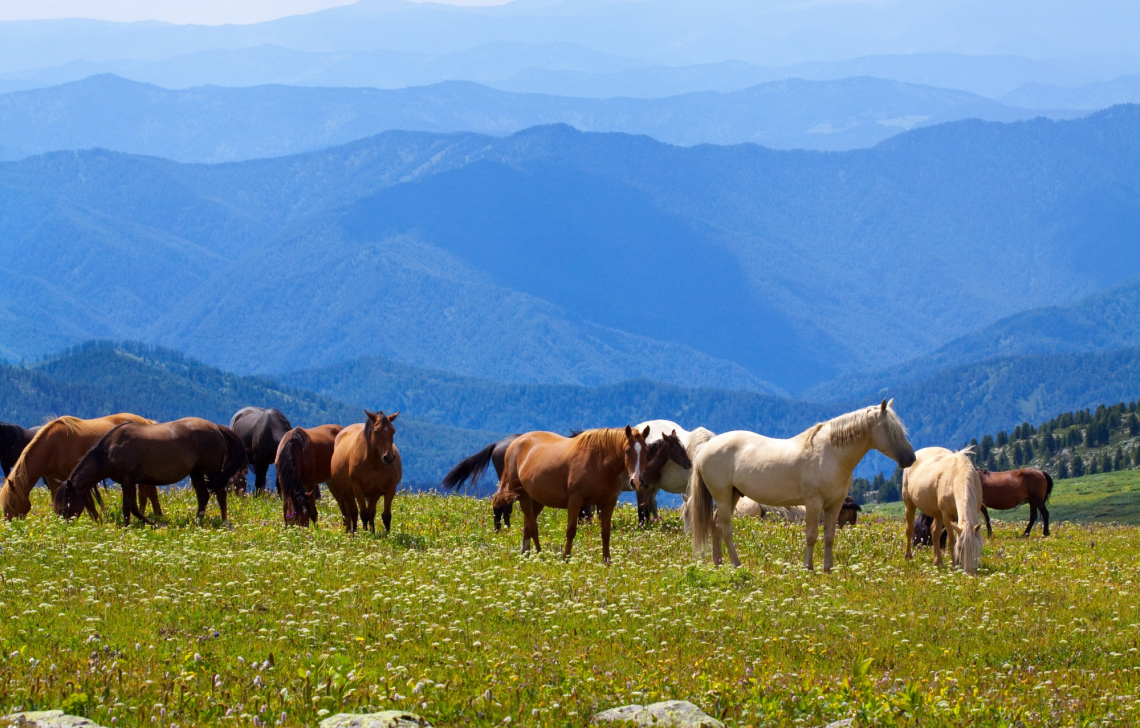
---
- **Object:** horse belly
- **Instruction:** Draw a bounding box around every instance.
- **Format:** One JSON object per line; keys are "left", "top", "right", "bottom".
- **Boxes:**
{"left": 657, "top": 462, "right": 690, "bottom": 495}
{"left": 982, "top": 485, "right": 1025, "bottom": 511}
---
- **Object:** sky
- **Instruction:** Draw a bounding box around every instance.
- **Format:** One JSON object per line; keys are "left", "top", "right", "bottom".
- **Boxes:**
{"left": 0, "top": 0, "right": 512, "bottom": 25}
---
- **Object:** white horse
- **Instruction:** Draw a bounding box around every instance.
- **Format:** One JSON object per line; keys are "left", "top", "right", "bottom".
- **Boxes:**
{"left": 903, "top": 446, "right": 983, "bottom": 574}
{"left": 634, "top": 420, "right": 715, "bottom": 524}
{"left": 690, "top": 399, "right": 916, "bottom": 571}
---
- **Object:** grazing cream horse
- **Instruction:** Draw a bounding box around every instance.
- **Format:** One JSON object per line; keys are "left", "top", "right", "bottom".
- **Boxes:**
{"left": 633, "top": 420, "right": 715, "bottom": 523}
{"left": 903, "top": 446, "right": 983, "bottom": 574}
{"left": 690, "top": 399, "right": 916, "bottom": 571}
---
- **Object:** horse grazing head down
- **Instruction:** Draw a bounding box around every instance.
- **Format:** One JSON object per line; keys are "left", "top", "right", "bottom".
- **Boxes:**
{"left": 868, "top": 399, "right": 916, "bottom": 468}
{"left": 951, "top": 521, "right": 983, "bottom": 574}
{"left": 363, "top": 411, "right": 399, "bottom": 466}
{"left": 837, "top": 495, "right": 862, "bottom": 527}
{"left": 52, "top": 479, "right": 91, "bottom": 520}
{"left": 623, "top": 424, "right": 652, "bottom": 490}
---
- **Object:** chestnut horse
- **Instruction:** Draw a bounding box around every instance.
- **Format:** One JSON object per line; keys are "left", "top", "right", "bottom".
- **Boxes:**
{"left": 328, "top": 411, "right": 401, "bottom": 533}
{"left": 977, "top": 467, "right": 1054, "bottom": 537}
{"left": 229, "top": 407, "right": 293, "bottom": 494}
{"left": 1, "top": 413, "right": 152, "bottom": 519}
{"left": 276, "top": 424, "right": 344, "bottom": 527}
{"left": 443, "top": 434, "right": 521, "bottom": 529}
{"left": 52, "top": 418, "right": 247, "bottom": 526}
{"left": 492, "top": 426, "right": 651, "bottom": 563}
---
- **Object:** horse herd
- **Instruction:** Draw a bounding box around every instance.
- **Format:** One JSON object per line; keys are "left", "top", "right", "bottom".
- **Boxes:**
{"left": 0, "top": 399, "right": 1054, "bottom": 574}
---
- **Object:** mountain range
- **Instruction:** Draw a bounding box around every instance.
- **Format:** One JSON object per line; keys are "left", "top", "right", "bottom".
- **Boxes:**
{"left": 0, "top": 74, "right": 1086, "bottom": 162}
{"left": 4, "top": 107, "right": 1140, "bottom": 395}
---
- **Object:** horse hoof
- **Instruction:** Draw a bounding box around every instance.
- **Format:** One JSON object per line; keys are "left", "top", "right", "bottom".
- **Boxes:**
{"left": 222, "top": 520, "right": 233, "bottom": 530}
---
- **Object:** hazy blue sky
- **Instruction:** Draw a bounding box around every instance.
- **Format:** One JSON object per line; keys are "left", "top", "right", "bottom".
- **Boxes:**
{"left": 0, "top": 0, "right": 510, "bottom": 25}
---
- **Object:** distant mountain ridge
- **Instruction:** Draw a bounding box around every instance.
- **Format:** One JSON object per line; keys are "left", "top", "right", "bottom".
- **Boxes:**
{"left": 0, "top": 74, "right": 1080, "bottom": 162}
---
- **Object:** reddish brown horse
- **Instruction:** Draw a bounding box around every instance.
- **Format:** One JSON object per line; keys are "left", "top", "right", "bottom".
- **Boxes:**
{"left": 276, "top": 424, "right": 344, "bottom": 527}
{"left": 977, "top": 467, "right": 1054, "bottom": 537}
{"left": 1, "top": 413, "right": 153, "bottom": 519}
{"left": 492, "top": 425, "right": 651, "bottom": 563}
{"left": 52, "top": 418, "right": 247, "bottom": 526}
{"left": 328, "top": 411, "right": 401, "bottom": 533}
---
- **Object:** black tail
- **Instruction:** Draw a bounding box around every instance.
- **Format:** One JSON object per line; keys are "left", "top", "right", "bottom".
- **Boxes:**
{"left": 277, "top": 429, "right": 316, "bottom": 523}
{"left": 213, "top": 426, "right": 249, "bottom": 492}
{"left": 1043, "top": 470, "right": 1054, "bottom": 504}
{"left": 442, "top": 441, "right": 498, "bottom": 491}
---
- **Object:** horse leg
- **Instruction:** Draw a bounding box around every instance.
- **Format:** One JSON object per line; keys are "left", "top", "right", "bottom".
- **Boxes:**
{"left": 1040, "top": 502, "right": 1050, "bottom": 537}
{"left": 803, "top": 501, "right": 823, "bottom": 571}
{"left": 599, "top": 502, "right": 616, "bottom": 564}
{"left": 904, "top": 500, "right": 916, "bottom": 560}
{"left": 216, "top": 487, "right": 230, "bottom": 529}
{"left": 381, "top": 489, "right": 394, "bottom": 533}
{"left": 563, "top": 494, "right": 583, "bottom": 560}
{"left": 493, "top": 504, "right": 503, "bottom": 531}
{"left": 821, "top": 501, "right": 843, "bottom": 573}
{"left": 981, "top": 505, "right": 992, "bottom": 538}
{"left": 720, "top": 509, "right": 742, "bottom": 568}
{"left": 932, "top": 517, "right": 945, "bottom": 567}
{"left": 517, "top": 492, "right": 539, "bottom": 554}
{"left": 122, "top": 482, "right": 154, "bottom": 527}
{"left": 148, "top": 485, "right": 163, "bottom": 518}
{"left": 1024, "top": 503, "right": 1038, "bottom": 537}
{"left": 191, "top": 474, "right": 210, "bottom": 521}
{"left": 255, "top": 463, "right": 269, "bottom": 495}
{"left": 503, "top": 502, "right": 512, "bottom": 528}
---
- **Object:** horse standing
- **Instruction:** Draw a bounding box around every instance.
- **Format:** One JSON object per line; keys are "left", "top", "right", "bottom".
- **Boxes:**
{"left": 690, "top": 400, "right": 915, "bottom": 572}
{"left": 492, "top": 426, "right": 650, "bottom": 563}
{"left": 977, "top": 467, "right": 1054, "bottom": 537}
{"left": 443, "top": 434, "right": 521, "bottom": 529}
{"left": 328, "top": 411, "right": 401, "bottom": 533}
{"left": 229, "top": 407, "right": 293, "bottom": 494}
{"left": 1, "top": 413, "right": 153, "bottom": 519}
{"left": 0, "top": 423, "right": 40, "bottom": 477}
{"left": 903, "top": 447, "right": 983, "bottom": 574}
{"left": 53, "top": 418, "right": 247, "bottom": 526}
{"left": 632, "top": 421, "right": 702, "bottom": 523}
{"left": 276, "top": 424, "right": 344, "bottom": 527}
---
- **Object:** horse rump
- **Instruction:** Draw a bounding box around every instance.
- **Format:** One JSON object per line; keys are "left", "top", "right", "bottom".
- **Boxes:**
{"left": 212, "top": 426, "right": 249, "bottom": 492}
{"left": 278, "top": 429, "right": 317, "bottom": 525}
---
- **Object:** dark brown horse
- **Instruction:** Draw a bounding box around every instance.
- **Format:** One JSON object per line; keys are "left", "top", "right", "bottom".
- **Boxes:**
{"left": 52, "top": 418, "right": 247, "bottom": 526}
{"left": 276, "top": 424, "right": 344, "bottom": 527}
{"left": 0, "top": 423, "right": 40, "bottom": 477}
{"left": 328, "top": 411, "right": 401, "bottom": 533}
{"left": 492, "top": 426, "right": 651, "bottom": 563}
{"left": 977, "top": 467, "right": 1054, "bottom": 537}
{"left": 442, "top": 434, "right": 521, "bottom": 529}
{"left": 637, "top": 430, "right": 692, "bottom": 523}
{"left": 229, "top": 407, "right": 292, "bottom": 494}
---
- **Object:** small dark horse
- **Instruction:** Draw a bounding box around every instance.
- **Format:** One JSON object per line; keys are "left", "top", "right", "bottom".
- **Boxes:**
{"left": 0, "top": 423, "right": 40, "bottom": 477}
{"left": 912, "top": 513, "right": 947, "bottom": 548}
{"left": 443, "top": 434, "right": 521, "bottom": 529}
{"left": 637, "top": 430, "right": 692, "bottom": 523}
{"left": 53, "top": 418, "right": 247, "bottom": 526}
{"left": 978, "top": 467, "right": 1054, "bottom": 537}
{"left": 229, "top": 407, "right": 292, "bottom": 495}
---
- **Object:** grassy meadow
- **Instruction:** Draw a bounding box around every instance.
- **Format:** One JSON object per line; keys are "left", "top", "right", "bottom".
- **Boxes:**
{"left": 2, "top": 488, "right": 1139, "bottom": 727}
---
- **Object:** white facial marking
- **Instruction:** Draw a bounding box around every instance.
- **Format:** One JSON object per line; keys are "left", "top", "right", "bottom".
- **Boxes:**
{"left": 633, "top": 442, "right": 642, "bottom": 481}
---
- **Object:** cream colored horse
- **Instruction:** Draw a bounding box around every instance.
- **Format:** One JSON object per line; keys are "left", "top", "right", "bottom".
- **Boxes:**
{"left": 634, "top": 420, "right": 715, "bottom": 523}
{"left": 690, "top": 399, "right": 915, "bottom": 571}
{"left": 903, "top": 446, "right": 983, "bottom": 574}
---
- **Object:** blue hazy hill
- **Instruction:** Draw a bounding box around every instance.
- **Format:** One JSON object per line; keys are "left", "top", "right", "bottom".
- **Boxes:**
{"left": 0, "top": 74, "right": 1075, "bottom": 162}
{"left": 2, "top": 109, "right": 1140, "bottom": 393}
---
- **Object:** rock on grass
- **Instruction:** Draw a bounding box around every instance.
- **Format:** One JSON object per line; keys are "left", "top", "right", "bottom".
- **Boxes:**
{"left": 318, "top": 711, "right": 434, "bottom": 728}
{"left": 591, "top": 700, "right": 724, "bottom": 727}
{"left": 2, "top": 712, "right": 107, "bottom": 728}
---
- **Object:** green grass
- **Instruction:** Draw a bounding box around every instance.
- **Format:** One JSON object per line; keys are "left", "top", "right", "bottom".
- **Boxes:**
{"left": 870, "top": 470, "right": 1140, "bottom": 526}
{"left": 2, "top": 489, "right": 1140, "bottom": 727}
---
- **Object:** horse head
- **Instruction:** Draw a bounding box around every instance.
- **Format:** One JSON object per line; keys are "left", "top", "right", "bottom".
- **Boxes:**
{"left": 52, "top": 478, "right": 87, "bottom": 519}
{"left": 364, "top": 411, "right": 399, "bottom": 466}
{"left": 870, "top": 399, "right": 916, "bottom": 468}
{"left": 623, "top": 424, "right": 652, "bottom": 491}
{"left": 951, "top": 521, "right": 983, "bottom": 574}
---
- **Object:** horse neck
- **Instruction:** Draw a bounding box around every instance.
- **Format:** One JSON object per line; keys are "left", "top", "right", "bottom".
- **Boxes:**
{"left": 819, "top": 423, "right": 875, "bottom": 476}
{"left": 643, "top": 443, "right": 672, "bottom": 482}
{"left": 955, "top": 463, "right": 981, "bottom": 530}
{"left": 6, "top": 432, "right": 52, "bottom": 497}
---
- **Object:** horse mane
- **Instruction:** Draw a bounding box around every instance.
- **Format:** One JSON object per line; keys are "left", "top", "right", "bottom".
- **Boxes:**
{"left": 4, "top": 417, "right": 73, "bottom": 496}
{"left": 573, "top": 428, "right": 628, "bottom": 458}
{"left": 808, "top": 406, "right": 909, "bottom": 449}
{"left": 686, "top": 427, "right": 715, "bottom": 460}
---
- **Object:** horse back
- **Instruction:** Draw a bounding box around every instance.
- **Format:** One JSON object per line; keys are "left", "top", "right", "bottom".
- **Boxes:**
{"left": 300, "top": 425, "right": 343, "bottom": 483}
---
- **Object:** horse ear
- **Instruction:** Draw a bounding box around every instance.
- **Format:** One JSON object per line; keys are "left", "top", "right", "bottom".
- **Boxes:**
{"left": 948, "top": 522, "right": 961, "bottom": 535}
{"left": 887, "top": 398, "right": 895, "bottom": 410}
{"left": 387, "top": 411, "right": 400, "bottom": 423}
{"left": 642, "top": 425, "right": 651, "bottom": 439}
{"left": 364, "top": 410, "right": 376, "bottom": 420}
{"left": 670, "top": 429, "right": 678, "bottom": 439}
{"left": 974, "top": 524, "right": 981, "bottom": 536}
{"left": 880, "top": 399, "right": 888, "bottom": 413}
{"left": 625, "top": 425, "right": 633, "bottom": 437}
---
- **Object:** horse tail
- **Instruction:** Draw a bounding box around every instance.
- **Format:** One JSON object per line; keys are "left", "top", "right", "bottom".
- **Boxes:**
{"left": 214, "top": 426, "right": 249, "bottom": 491}
{"left": 1043, "top": 470, "right": 1054, "bottom": 504}
{"left": 442, "top": 441, "right": 499, "bottom": 491}
{"left": 689, "top": 462, "right": 715, "bottom": 555}
{"left": 278, "top": 429, "right": 314, "bottom": 522}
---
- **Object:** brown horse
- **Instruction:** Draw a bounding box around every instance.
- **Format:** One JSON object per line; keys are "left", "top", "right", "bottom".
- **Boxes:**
{"left": 1, "top": 413, "right": 153, "bottom": 519}
{"left": 328, "top": 411, "right": 401, "bottom": 533}
{"left": 53, "top": 418, "right": 247, "bottom": 526}
{"left": 276, "top": 424, "right": 344, "bottom": 527}
{"left": 492, "top": 425, "right": 651, "bottom": 563}
{"left": 977, "top": 467, "right": 1054, "bottom": 537}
